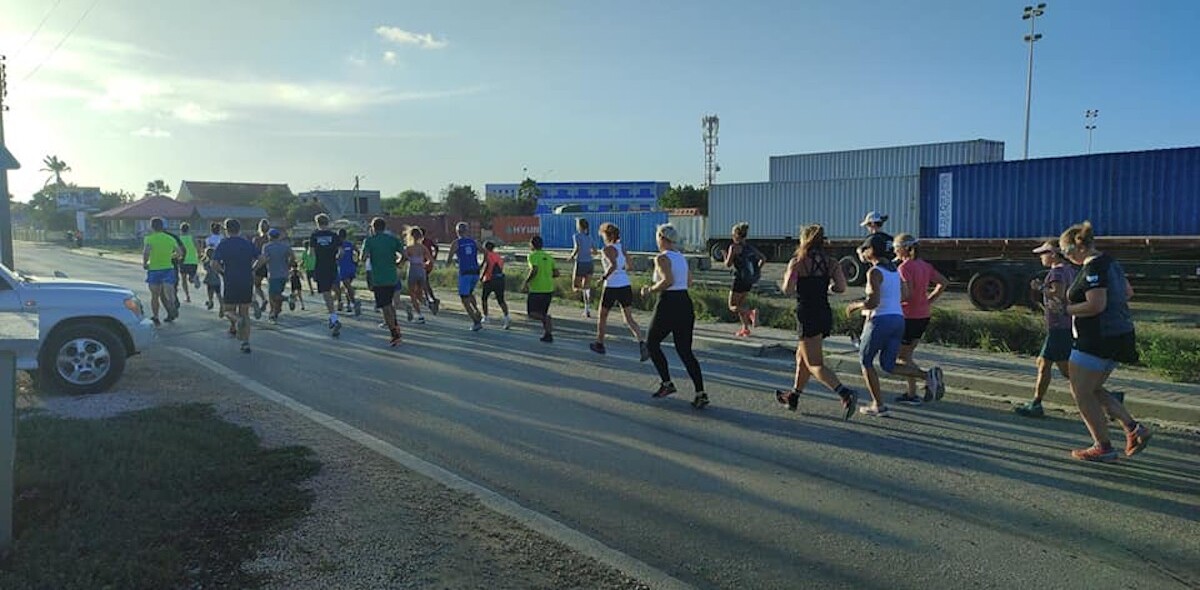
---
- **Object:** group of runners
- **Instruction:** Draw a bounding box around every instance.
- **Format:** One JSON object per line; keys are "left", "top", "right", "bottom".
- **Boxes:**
{"left": 141, "top": 208, "right": 1152, "bottom": 462}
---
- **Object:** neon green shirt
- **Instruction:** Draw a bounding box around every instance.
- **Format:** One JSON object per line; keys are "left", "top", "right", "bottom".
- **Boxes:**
{"left": 144, "top": 232, "right": 178, "bottom": 271}
{"left": 181, "top": 235, "right": 200, "bottom": 264}
{"left": 301, "top": 251, "right": 316, "bottom": 271}
{"left": 527, "top": 250, "right": 556, "bottom": 293}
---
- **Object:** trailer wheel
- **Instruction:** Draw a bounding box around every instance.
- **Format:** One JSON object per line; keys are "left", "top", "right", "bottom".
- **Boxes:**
{"left": 968, "top": 272, "right": 1014, "bottom": 311}
{"left": 840, "top": 256, "right": 867, "bottom": 287}
{"left": 710, "top": 241, "right": 731, "bottom": 263}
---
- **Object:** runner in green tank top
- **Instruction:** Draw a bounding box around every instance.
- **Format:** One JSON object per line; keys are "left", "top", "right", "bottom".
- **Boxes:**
{"left": 179, "top": 223, "right": 202, "bottom": 303}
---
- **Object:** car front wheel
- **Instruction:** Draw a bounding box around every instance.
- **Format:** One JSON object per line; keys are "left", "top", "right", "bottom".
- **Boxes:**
{"left": 39, "top": 324, "right": 127, "bottom": 395}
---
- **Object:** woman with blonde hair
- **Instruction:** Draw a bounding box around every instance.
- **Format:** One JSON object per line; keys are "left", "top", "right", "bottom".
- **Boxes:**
{"left": 402, "top": 226, "right": 434, "bottom": 324}
{"left": 590, "top": 222, "right": 648, "bottom": 360}
{"left": 775, "top": 224, "right": 859, "bottom": 420}
{"left": 1058, "top": 221, "right": 1150, "bottom": 461}
{"left": 641, "top": 224, "right": 708, "bottom": 409}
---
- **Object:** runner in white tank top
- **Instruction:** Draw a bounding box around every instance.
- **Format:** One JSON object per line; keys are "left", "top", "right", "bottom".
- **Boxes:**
{"left": 641, "top": 224, "right": 708, "bottom": 409}
{"left": 591, "top": 224, "right": 646, "bottom": 359}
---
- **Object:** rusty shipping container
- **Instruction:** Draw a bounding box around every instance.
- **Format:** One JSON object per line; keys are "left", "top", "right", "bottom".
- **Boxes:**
{"left": 490, "top": 216, "right": 541, "bottom": 245}
{"left": 383, "top": 215, "right": 479, "bottom": 245}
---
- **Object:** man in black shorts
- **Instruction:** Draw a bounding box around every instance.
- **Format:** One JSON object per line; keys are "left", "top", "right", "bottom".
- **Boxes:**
{"left": 360, "top": 217, "right": 405, "bottom": 346}
{"left": 309, "top": 214, "right": 344, "bottom": 337}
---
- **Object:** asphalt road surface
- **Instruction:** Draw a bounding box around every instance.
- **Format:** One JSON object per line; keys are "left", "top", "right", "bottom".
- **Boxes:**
{"left": 15, "top": 243, "right": 1200, "bottom": 590}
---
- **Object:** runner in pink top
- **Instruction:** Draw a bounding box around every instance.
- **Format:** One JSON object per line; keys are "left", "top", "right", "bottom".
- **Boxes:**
{"left": 894, "top": 234, "right": 948, "bottom": 405}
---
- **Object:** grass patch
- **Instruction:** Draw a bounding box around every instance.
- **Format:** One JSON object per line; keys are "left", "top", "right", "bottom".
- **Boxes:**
{"left": 1, "top": 403, "right": 320, "bottom": 590}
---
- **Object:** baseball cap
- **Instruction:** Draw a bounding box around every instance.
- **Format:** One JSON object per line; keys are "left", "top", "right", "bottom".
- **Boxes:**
{"left": 859, "top": 234, "right": 893, "bottom": 258}
{"left": 859, "top": 211, "right": 889, "bottom": 226}
{"left": 268, "top": 228, "right": 281, "bottom": 238}
{"left": 1032, "top": 241, "right": 1059, "bottom": 255}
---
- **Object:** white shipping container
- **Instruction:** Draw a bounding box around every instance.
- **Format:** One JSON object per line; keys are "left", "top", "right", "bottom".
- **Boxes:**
{"left": 667, "top": 214, "right": 708, "bottom": 253}
{"left": 769, "top": 139, "right": 1004, "bottom": 182}
{"left": 709, "top": 177, "right": 921, "bottom": 241}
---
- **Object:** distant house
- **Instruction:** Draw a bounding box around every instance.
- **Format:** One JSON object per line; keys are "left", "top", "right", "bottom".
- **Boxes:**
{"left": 92, "top": 196, "right": 195, "bottom": 241}
{"left": 297, "top": 189, "right": 382, "bottom": 220}
{"left": 176, "top": 181, "right": 292, "bottom": 205}
{"left": 191, "top": 204, "right": 270, "bottom": 233}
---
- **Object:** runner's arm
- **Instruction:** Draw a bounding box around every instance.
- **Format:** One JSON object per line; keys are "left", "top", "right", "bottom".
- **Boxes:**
{"left": 142, "top": 241, "right": 151, "bottom": 268}
{"left": 723, "top": 243, "right": 739, "bottom": 268}
{"left": 781, "top": 257, "right": 799, "bottom": 296}
{"left": 446, "top": 239, "right": 458, "bottom": 266}
{"left": 829, "top": 258, "right": 848, "bottom": 294}
{"left": 928, "top": 269, "right": 949, "bottom": 303}
{"left": 642, "top": 254, "right": 673, "bottom": 295}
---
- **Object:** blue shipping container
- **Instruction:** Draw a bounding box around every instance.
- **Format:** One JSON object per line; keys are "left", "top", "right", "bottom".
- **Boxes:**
{"left": 770, "top": 139, "right": 1004, "bottom": 182}
{"left": 920, "top": 147, "right": 1200, "bottom": 239}
{"left": 537, "top": 212, "right": 669, "bottom": 253}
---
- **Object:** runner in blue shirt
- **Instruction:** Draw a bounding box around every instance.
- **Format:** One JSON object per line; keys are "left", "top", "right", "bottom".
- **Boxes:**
{"left": 336, "top": 228, "right": 362, "bottom": 317}
{"left": 446, "top": 222, "right": 484, "bottom": 331}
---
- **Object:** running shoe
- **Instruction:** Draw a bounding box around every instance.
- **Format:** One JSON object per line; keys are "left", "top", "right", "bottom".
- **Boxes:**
{"left": 584, "top": 306, "right": 592, "bottom": 319}
{"left": 638, "top": 341, "right": 649, "bottom": 362}
{"left": 858, "top": 404, "right": 891, "bottom": 418}
{"left": 353, "top": 300, "right": 363, "bottom": 317}
{"left": 163, "top": 314, "right": 176, "bottom": 323}
{"left": 840, "top": 390, "right": 858, "bottom": 421}
{"left": 415, "top": 317, "right": 426, "bottom": 325}
{"left": 330, "top": 319, "right": 341, "bottom": 338}
{"left": 589, "top": 341, "right": 607, "bottom": 355}
{"left": 205, "top": 300, "right": 213, "bottom": 310}
{"left": 691, "top": 393, "right": 710, "bottom": 409}
{"left": 1014, "top": 401, "right": 1045, "bottom": 417}
{"left": 288, "top": 295, "right": 296, "bottom": 311}
{"left": 1071, "top": 444, "right": 1118, "bottom": 462}
{"left": 240, "top": 342, "right": 251, "bottom": 354}
{"left": 895, "top": 394, "right": 923, "bottom": 406}
{"left": 749, "top": 308, "right": 759, "bottom": 328}
{"left": 268, "top": 314, "right": 278, "bottom": 325}
{"left": 378, "top": 322, "right": 388, "bottom": 329}
{"left": 930, "top": 366, "right": 946, "bottom": 400}
{"left": 775, "top": 389, "right": 800, "bottom": 412}
{"left": 502, "top": 316, "right": 511, "bottom": 330}
{"left": 470, "top": 322, "right": 483, "bottom": 332}
{"left": 735, "top": 327, "right": 750, "bottom": 338}
{"left": 922, "top": 385, "right": 934, "bottom": 403}
{"left": 389, "top": 332, "right": 402, "bottom": 347}
{"left": 539, "top": 333, "right": 554, "bottom": 343}
{"left": 406, "top": 307, "right": 414, "bottom": 322}
{"left": 481, "top": 315, "right": 489, "bottom": 324}
{"left": 652, "top": 382, "right": 677, "bottom": 398}
{"left": 1124, "top": 423, "right": 1152, "bottom": 457}
{"left": 430, "top": 299, "right": 440, "bottom": 315}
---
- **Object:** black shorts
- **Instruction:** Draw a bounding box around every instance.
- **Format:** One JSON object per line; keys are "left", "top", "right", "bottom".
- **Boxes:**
{"left": 372, "top": 286, "right": 396, "bottom": 308}
{"left": 290, "top": 276, "right": 303, "bottom": 292}
{"left": 255, "top": 265, "right": 268, "bottom": 280}
{"left": 224, "top": 284, "right": 253, "bottom": 305}
{"left": 903, "top": 317, "right": 931, "bottom": 345}
{"left": 601, "top": 285, "right": 634, "bottom": 309}
{"left": 732, "top": 279, "right": 753, "bottom": 294}
{"left": 481, "top": 277, "right": 506, "bottom": 301}
{"left": 180, "top": 263, "right": 198, "bottom": 276}
{"left": 527, "top": 292, "right": 552, "bottom": 316}
{"left": 795, "top": 305, "right": 833, "bottom": 339}
{"left": 314, "top": 267, "right": 338, "bottom": 293}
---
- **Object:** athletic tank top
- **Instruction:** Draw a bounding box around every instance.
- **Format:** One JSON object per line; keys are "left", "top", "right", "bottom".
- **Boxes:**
{"left": 339, "top": 242, "right": 357, "bottom": 269}
{"left": 455, "top": 239, "right": 480, "bottom": 274}
{"left": 604, "top": 242, "right": 631, "bottom": 288}
{"left": 574, "top": 232, "right": 593, "bottom": 263}
{"left": 654, "top": 250, "right": 689, "bottom": 291}
{"left": 795, "top": 253, "right": 831, "bottom": 312}
{"left": 483, "top": 251, "right": 504, "bottom": 281}
{"left": 868, "top": 264, "right": 903, "bottom": 317}
{"left": 408, "top": 247, "right": 425, "bottom": 269}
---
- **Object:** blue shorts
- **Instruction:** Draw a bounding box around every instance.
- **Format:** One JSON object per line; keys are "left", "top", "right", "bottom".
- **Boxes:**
{"left": 268, "top": 278, "right": 287, "bottom": 297}
{"left": 146, "top": 268, "right": 178, "bottom": 285}
{"left": 860, "top": 314, "right": 904, "bottom": 373}
{"left": 1070, "top": 349, "right": 1119, "bottom": 373}
{"left": 339, "top": 266, "right": 357, "bottom": 282}
{"left": 458, "top": 274, "right": 479, "bottom": 297}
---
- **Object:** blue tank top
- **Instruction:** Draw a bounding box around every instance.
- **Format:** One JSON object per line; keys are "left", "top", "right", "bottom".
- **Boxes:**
{"left": 455, "top": 238, "right": 480, "bottom": 275}
{"left": 339, "top": 242, "right": 357, "bottom": 271}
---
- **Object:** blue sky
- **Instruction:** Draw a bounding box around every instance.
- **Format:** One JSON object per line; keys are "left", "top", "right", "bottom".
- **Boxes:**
{"left": 2, "top": 0, "right": 1197, "bottom": 202}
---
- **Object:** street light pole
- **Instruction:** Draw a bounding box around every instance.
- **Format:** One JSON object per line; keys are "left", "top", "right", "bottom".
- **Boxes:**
{"left": 1022, "top": 3, "right": 1046, "bottom": 160}
{"left": 1085, "top": 109, "right": 1099, "bottom": 155}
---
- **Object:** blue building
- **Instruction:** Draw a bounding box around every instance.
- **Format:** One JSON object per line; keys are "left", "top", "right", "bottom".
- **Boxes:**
{"left": 485, "top": 181, "right": 669, "bottom": 214}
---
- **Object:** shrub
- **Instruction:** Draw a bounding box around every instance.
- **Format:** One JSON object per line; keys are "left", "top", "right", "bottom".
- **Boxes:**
{"left": 1137, "top": 327, "right": 1200, "bottom": 382}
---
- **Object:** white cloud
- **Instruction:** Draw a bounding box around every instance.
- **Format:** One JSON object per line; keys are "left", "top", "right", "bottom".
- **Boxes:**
{"left": 132, "top": 127, "right": 172, "bottom": 138}
{"left": 347, "top": 54, "right": 368, "bottom": 67}
{"left": 171, "top": 103, "right": 230, "bottom": 124}
{"left": 374, "top": 26, "right": 448, "bottom": 49}
{"left": 88, "top": 78, "right": 169, "bottom": 112}
{"left": 382, "top": 51, "right": 398, "bottom": 65}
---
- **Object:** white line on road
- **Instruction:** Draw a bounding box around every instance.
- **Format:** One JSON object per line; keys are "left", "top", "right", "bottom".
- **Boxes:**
{"left": 169, "top": 346, "right": 694, "bottom": 590}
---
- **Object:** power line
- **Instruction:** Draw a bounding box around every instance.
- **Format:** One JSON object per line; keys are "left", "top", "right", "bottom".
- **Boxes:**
{"left": 21, "top": 0, "right": 103, "bottom": 83}
{"left": 11, "top": 0, "right": 66, "bottom": 61}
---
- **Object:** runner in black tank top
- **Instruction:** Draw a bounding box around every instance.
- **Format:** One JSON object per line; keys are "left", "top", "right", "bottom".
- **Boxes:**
{"left": 775, "top": 224, "right": 859, "bottom": 420}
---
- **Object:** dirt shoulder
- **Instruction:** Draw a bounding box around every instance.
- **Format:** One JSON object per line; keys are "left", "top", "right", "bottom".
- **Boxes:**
{"left": 22, "top": 349, "right": 649, "bottom": 590}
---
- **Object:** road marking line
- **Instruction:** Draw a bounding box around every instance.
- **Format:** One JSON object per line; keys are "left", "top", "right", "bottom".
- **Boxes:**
{"left": 169, "top": 346, "right": 694, "bottom": 590}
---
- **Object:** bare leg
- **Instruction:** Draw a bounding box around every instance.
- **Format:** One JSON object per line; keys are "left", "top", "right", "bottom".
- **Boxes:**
{"left": 621, "top": 305, "right": 642, "bottom": 341}
{"left": 798, "top": 336, "right": 845, "bottom": 393}
{"left": 596, "top": 305, "right": 610, "bottom": 343}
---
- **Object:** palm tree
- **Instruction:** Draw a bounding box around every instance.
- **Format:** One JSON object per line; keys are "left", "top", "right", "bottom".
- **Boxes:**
{"left": 40, "top": 155, "right": 71, "bottom": 187}
{"left": 145, "top": 179, "right": 171, "bottom": 198}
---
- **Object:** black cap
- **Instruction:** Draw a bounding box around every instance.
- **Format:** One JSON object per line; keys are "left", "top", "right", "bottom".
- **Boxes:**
{"left": 860, "top": 234, "right": 893, "bottom": 259}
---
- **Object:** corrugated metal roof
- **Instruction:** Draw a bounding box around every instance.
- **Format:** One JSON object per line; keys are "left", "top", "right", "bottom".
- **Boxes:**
{"left": 769, "top": 140, "right": 1004, "bottom": 182}
{"left": 920, "top": 146, "right": 1200, "bottom": 239}
{"left": 709, "top": 177, "right": 920, "bottom": 240}
{"left": 94, "top": 196, "right": 195, "bottom": 219}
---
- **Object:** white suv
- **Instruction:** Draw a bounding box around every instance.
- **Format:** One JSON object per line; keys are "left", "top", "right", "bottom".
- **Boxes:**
{"left": 0, "top": 263, "right": 155, "bottom": 394}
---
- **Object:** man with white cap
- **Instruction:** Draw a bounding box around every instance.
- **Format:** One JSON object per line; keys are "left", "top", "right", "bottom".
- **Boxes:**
{"left": 848, "top": 211, "right": 893, "bottom": 349}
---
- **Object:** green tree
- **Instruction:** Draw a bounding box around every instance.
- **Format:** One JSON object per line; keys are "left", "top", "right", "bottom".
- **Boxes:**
{"left": 658, "top": 184, "right": 709, "bottom": 215}
{"left": 483, "top": 177, "right": 538, "bottom": 219}
{"left": 382, "top": 190, "right": 439, "bottom": 216}
{"left": 286, "top": 200, "right": 327, "bottom": 226}
{"left": 441, "top": 184, "right": 482, "bottom": 220}
{"left": 97, "top": 190, "right": 135, "bottom": 212}
{"left": 144, "top": 179, "right": 172, "bottom": 198}
{"left": 27, "top": 187, "right": 77, "bottom": 230}
{"left": 40, "top": 155, "right": 71, "bottom": 187}
{"left": 254, "top": 187, "right": 297, "bottom": 221}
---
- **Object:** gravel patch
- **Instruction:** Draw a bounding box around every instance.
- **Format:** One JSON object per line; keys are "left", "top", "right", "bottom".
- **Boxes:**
{"left": 20, "top": 348, "right": 650, "bottom": 589}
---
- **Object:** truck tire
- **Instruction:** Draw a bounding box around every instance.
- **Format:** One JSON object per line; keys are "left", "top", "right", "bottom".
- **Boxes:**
{"left": 39, "top": 323, "right": 128, "bottom": 395}
{"left": 840, "top": 256, "right": 867, "bottom": 287}
{"left": 710, "top": 241, "right": 731, "bottom": 263}
{"left": 968, "top": 272, "right": 1014, "bottom": 311}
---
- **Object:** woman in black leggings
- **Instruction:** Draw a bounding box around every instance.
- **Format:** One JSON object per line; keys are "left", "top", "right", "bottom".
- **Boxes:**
{"left": 640, "top": 224, "right": 708, "bottom": 409}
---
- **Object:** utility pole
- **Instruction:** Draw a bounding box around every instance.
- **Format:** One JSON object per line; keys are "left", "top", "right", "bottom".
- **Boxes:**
{"left": 1085, "top": 109, "right": 1099, "bottom": 154}
{"left": 1022, "top": 3, "right": 1046, "bottom": 160}
{"left": 702, "top": 115, "right": 720, "bottom": 189}
{"left": 0, "top": 55, "right": 20, "bottom": 270}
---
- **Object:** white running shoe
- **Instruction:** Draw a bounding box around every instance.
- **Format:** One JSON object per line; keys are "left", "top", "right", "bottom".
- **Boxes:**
{"left": 501, "top": 316, "right": 511, "bottom": 330}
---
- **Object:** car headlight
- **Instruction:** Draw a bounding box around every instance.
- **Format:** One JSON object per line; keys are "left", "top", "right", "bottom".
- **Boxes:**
{"left": 125, "top": 297, "right": 144, "bottom": 318}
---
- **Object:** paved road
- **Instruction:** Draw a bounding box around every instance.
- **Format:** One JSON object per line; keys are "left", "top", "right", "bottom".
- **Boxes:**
{"left": 16, "top": 243, "right": 1200, "bottom": 590}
